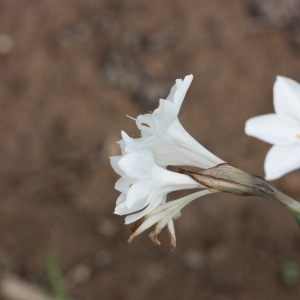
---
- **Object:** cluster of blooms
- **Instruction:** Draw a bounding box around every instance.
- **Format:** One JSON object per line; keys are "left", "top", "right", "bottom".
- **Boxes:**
{"left": 110, "top": 75, "right": 224, "bottom": 249}
{"left": 245, "top": 76, "right": 300, "bottom": 180}
{"left": 111, "top": 74, "right": 300, "bottom": 250}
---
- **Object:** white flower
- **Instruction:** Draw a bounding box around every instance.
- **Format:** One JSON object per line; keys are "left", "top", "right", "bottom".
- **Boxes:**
{"left": 245, "top": 76, "right": 300, "bottom": 180}
{"left": 111, "top": 148, "right": 204, "bottom": 224}
{"left": 121, "top": 74, "right": 224, "bottom": 168}
{"left": 111, "top": 74, "right": 226, "bottom": 249}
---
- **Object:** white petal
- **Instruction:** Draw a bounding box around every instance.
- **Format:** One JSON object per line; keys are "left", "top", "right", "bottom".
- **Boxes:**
{"left": 166, "top": 75, "right": 193, "bottom": 110}
{"left": 124, "top": 170, "right": 201, "bottom": 224}
{"left": 166, "top": 119, "right": 224, "bottom": 166}
{"left": 245, "top": 114, "right": 299, "bottom": 145}
{"left": 115, "top": 195, "right": 148, "bottom": 215}
{"left": 265, "top": 145, "right": 300, "bottom": 180}
{"left": 166, "top": 81, "right": 178, "bottom": 103}
{"left": 152, "top": 99, "right": 178, "bottom": 131}
{"left": 274, "top": 76, "right": 300, "bottom": 123}
{"left": 125, "top": 180, "right": 150, "bottom": 208}
{"left": 125, "top": 193, "right": 166, "bottom": 224}
{"left": 116, "top": 193, "right": 126, "bottom": 205}
{"left": 151, "top": 164, "right": 201, "bottom": 187}
{"left": 110, "top": 155, "right": 124, "bottom": 176}
{"left": 136, "top": 114, "right": 156, "bottom": 136}
{"left": 150, "top": 142, "right": 223, "bottom": 168}
{"left": 118, "top": 149, "right": 154, "bottom": 179}
{"left": 115, "top": 175, "right": 135, "bottom": 193}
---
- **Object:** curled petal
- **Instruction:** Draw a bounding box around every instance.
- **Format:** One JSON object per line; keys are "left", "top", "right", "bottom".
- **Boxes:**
{"left": 125, "top": 193, "right": 166, "bottom": 224}
{"left": 125, "top": 180, "right": 151, "bottom": 209}
{"left": 136, "top": 114, "right": 156, "bottom": 137}
{"left": 116, "top": 193, "right": 126, "bottom": 206}
{"left": 115, "top": 195, "right": 149, "bottom": 215}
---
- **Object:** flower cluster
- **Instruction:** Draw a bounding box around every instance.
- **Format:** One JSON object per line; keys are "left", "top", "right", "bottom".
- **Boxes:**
{"left": 111, "top": 74, "right": 300, "bottom": 250}
{"left": 245, "top": 76, "right": 300, "bottom": 180}
{"left": 110, "top": 75, "right": 224, "bottom": 249}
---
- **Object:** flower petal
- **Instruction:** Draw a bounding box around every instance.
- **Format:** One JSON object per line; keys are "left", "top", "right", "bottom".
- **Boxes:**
{"left": 245, "top": 114, "right": 299, "bottom": 145}
{"left": 116, "top": 193, "right": 126, "bottom": 205}
{"left": 150, "top": 141, "right": 223, "bottom": 168}
{"left": 152, "top": 99, "right": 178, "bottom": 130}
{"left": 120, "top": 130, "right": 142, "bottom": 152}
{"left": 110, "top": 155, "right": 124, "bottom": 176}
{"left": 125, "top": 192, "right": 166, "bottom": 224}
{"left": 265, "top": 145, "right": 300, "bottom": 180}
{"left": 125, "top": 180, "right": 150, "bottom": 208}
{"left": 274, "top": 76, "right": 300, "bottom": 123}
{"left": 166, "top": 74, "right": 193, "bottom": 111}
{"left": 115, "top": 175, "right": 135, "bottom": 193}
{"left": 151, "top": 164, "right": 202, "bottom": 187}
{"left": 118, "top": 149, "right": 154, "bottom": 179}
{"left": 115, "top": 194, "right": 148, "bottom": 215}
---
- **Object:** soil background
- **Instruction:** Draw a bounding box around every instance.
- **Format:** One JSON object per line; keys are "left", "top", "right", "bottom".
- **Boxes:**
{"left": 1, "top": 0, "right": 300, "bottom": 299}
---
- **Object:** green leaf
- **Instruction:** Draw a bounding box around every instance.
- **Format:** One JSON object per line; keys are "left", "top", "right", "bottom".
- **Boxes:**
{"left": 281, "top": 261, "right": 299, "bottom": 286}
{"left": 46, "top": 250, "right": 69, "bottom": 300}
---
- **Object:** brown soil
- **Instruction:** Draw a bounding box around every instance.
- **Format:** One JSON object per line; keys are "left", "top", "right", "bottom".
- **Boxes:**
{"left": 1, "top": 0, "right": 300, "bottom": 299}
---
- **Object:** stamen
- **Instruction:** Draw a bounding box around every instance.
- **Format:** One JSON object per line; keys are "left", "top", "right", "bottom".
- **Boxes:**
{"left": 126, "top": 115, "right": 136, "bottom": 121}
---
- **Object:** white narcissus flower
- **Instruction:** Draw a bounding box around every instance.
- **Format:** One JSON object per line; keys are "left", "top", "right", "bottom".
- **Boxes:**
{"left": 110, "top": 75, "right": 226, "bottom": 249}
{"left": 245, "top": 76, "right": 300, "bottom": 180}
{"left": 121, "top": 74, "right": 224, "bottom": 169}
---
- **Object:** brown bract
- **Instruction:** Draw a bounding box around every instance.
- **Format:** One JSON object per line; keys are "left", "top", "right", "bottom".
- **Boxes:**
{"left": 179, "top": 164, "right": 300, "bottom": 214}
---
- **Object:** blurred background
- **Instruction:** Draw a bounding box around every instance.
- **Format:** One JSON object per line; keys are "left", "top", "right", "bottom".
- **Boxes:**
{"left": 1, "top": 0, "right": 300, "bottom": 299}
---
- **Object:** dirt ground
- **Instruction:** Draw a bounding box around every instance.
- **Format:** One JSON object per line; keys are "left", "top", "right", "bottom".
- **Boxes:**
{"left": 1, "top": 0, "right": 300, "bottom": 299}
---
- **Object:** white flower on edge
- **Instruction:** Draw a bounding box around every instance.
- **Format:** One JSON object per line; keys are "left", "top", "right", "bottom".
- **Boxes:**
{"left": 121, "top": 74, "right": 224, "bottom": 169}
{"left": 245, "top": 76, "right": 300, "bottom": 180}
